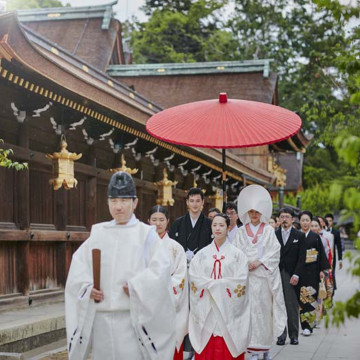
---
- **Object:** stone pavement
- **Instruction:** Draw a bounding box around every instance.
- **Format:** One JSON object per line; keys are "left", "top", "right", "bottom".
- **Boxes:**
{"left": 1, "top": 250, "right": 358, "bottom": 360}
{"left": 259, "top": 249, "right": 360, "bottom": 360}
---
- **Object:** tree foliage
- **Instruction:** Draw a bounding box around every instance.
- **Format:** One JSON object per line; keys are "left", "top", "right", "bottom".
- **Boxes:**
{"left": 7, "top": 0, "right": 68, "bottom": 10}
{"left": 0, "top": 140, "right": 28, "bottom": 171}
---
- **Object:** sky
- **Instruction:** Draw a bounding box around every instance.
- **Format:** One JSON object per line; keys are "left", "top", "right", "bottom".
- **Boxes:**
{"left": 64, "top": 0, "right": 147, "bottom": 22}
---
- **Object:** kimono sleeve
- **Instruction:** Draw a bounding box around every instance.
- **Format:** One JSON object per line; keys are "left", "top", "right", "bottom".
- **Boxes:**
{"left": 259, "top": 227, "right": 281, "bottom": 273}
{"left": 128, "top": 230, "right": 176, "bottom": 360}
{"left": 65, "top": 238, "right": 96, "bottom": 360}
{"left": 206, "top": 251, "right": 251, "bottom": 357}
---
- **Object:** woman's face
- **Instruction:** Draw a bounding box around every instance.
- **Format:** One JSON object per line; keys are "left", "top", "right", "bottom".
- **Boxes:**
{"left": 269, "top": 218, "right": 276, "bottom": 229}
{"left": 212, "top": 216, "right": 228, "bottom": 240}
{"left": 300, "top": 214, "right": 311, "bottom": 232}
{"left": 149, "top": 212, "right": 169, "bottom": 236}
{"left": 319, "top": 217, "right": 325, "bottom": 229}
{"left": 248, "top": 209, "right": 261, "bottom": 225}
{"left": 310, "top": 220, "right": 321, "bottom": 234}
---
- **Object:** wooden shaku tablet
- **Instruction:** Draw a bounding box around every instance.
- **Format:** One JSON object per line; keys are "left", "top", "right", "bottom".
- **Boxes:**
{"left": 92, "top": 249, "right": 101, "bottom": 303}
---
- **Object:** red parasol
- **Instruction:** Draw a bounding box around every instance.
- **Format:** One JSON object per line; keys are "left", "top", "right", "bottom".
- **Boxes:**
{"left": 146, "top": 93, "right": 302, "bottom": 207}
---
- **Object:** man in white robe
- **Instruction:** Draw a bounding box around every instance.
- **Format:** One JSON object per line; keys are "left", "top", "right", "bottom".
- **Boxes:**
{"left": 65, "top": 171, "right": 176, "bottom": 360}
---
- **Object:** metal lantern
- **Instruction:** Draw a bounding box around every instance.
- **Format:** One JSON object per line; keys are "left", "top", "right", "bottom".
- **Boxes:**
{"left": 46, "top": 135, "right": 82, "bottom": 190}
{"left": 268, "top": 156, "right": 287, "bottom": 188}
{"left": 155, "top": 168, "right": 178, "bottom": 206}
{"left": 209, "top": 188, "right": 223, "bottom": 210}
{"left": 110, "top": 154, "right": 138, "bottom": 175}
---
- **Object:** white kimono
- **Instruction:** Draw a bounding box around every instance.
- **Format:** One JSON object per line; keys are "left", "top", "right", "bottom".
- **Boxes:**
{"left": 162, "top": 232, "right": 189, "bottom": 351}
{"left": 189, "top": 240, "right": 251, "bottom": 357}
{"left": 65, "top": 216, "right": 176, "bottom": 360}
{"left": 234, "top": 223, "right": 287, "bottom": 351}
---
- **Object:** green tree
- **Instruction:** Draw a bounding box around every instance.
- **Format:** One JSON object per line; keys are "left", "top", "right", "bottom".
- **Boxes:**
{"left": 0, "top": 140, "right": 27, "bottom": 171}
{"left": 130, "top": 0, "right": 236, "bottom": 63}
{"left": 7, "top": 0, "right": 68, "bottom": 10}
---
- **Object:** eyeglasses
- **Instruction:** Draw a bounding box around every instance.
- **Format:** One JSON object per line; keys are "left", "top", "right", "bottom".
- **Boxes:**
{"left": 279, "top": 215, "right": 292, "bottom": 219}
{"left": 226, "top": 211, "right": 237, "bottom": 216}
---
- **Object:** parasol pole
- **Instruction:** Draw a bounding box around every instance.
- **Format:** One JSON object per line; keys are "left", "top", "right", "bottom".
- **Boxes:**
{"left": 222, "top": 148, "right": 226, "bottom": 212}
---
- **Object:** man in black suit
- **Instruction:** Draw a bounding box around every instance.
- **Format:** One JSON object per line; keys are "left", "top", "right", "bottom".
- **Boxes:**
{"left": 275, "top": 208, "right": 306, "bottom": 346}
{"left": 325, "top": 213, "right": 343, "bottom": 293}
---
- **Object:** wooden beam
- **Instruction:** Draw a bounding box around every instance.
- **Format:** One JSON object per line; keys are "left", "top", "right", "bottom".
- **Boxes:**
{"left": 0, "top": 229, "right": 89, "bottom": 241}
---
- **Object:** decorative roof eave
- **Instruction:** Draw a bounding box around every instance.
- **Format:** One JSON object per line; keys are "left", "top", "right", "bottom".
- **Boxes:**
{"left": 16, "top": 1, "right": 118, "bottom": 30}
{"left": 0, "top": 13, "right": 161, "bottom": 121}
{"left": 107, "top": 59, "right": 273, "bottom": 78}
{"left": 0, "top": 57, "right": 275, "bottom": 185}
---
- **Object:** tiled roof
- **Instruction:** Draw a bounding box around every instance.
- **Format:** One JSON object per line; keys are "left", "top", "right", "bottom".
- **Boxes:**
{"left": 17, "top": 1, "right": 117, "bottom": 30}
{"left": 107, "top": 59, "right": 272, "bottom": 78}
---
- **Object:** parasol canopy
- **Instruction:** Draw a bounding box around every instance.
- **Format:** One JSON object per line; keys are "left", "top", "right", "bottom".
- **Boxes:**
{"left": 146, "top": 93, "right": 302, "bottom": 148}
{"left": 146, "top": 93, "right": 302, "bottom": 208}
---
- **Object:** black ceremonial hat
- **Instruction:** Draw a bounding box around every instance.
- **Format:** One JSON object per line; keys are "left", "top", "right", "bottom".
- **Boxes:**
{"left": 107, "top": 171, "right": 136, "bottom": 198}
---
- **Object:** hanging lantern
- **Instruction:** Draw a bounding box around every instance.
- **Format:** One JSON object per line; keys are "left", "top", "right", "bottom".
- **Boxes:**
{"left": 46, "top": 135, "right": 82, "bottom": 190}
{"left": 209, "top": 188, "right": 223, "bottom": 210}
{"left": 110, "top": 154, "right": 138, "bottom": 174}
{"left": 192, "top": 178, "right": 206, "bottom": 194}
{"left": 268, "top": 156, "right": 287, "bottom": 187}
{"left": 155, "top": 168, "right": 178, "bottom": 206}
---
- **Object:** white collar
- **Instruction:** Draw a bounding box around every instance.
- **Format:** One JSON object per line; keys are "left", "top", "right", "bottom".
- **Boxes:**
{"left": 110, "top": 214, "right": 138, "bottom": 226}
{"left": 281, "top": 226, "right": 291, "bottom": 233}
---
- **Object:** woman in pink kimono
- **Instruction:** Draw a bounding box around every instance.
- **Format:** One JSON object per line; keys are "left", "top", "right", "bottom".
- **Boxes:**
{"left": 234, "top": 185, "right": 287, "bottom": 360}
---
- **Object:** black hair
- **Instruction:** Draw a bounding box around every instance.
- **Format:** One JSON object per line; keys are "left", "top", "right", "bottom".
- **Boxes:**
{"left": 278, "top": 207, "right": 294, "bottom": 217}
{"left": 299, "top": 210, "right": 313, "bottom": 221}
{"left": 318, "top": 216, "right": 329, "bottom": 228}
{"left": 187, "top": 187, "right": 204, "bottom": 200}
{"left": 292, "top": 221, "right": 301, "bottom": 230}
{"left": 325, "top": 213, "right": 334, "bottom": 220}
{"left": 311, "top": 216, "right": 322, "bottom": 227}
{"left": 213, "top": 213, "right": 230, "bottom": 227}
{"left": 208, "top": 207, "right": 221, "bottom": 214}
{"left": 225, "top": 202, "right": 237, "bottom": 213}
{"left": 148, "top": 205, "right": 169, "bottom": 219}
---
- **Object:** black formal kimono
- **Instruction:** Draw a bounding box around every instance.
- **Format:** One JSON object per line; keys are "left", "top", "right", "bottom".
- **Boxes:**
{"left": 299, "top": 230, "right": 330, "bottom": 332}
{"left": 169, "top": 213, "right": 212, "bottom": 253}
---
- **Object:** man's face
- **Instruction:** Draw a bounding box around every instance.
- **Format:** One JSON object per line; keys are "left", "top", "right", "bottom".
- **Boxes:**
{"left": 326, "top": 217, "right": 333, "bottom": 228}
{"left": 226, "top": 208, "right": 239, "bottom": 226}
{"left": 279, "top": 212, "right": 293, "bottom": 229}
{"left": 186, "top": 194, "right": 204, "bottom": 215}
{"left": 208, "top": 211, "right": 218, "bottom": 220}
{"left": 108, "top": 197, "right": 138, "bottom": 224}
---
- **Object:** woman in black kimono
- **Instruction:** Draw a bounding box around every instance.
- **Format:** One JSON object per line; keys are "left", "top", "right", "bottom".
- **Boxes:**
{"left": 299, "top": 210, "right": 330, "bottom": 336}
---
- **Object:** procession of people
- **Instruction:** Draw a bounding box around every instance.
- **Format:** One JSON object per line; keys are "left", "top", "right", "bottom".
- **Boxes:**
{"left": 65, "top": 171, "right": 343, "bottom": 360}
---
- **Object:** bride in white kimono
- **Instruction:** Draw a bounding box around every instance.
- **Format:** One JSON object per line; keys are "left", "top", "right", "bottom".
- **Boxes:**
{"left": 189, "top": 213, "right": 251, "bottom": 360}
{"left": 148, "top": 205, "right": 189, "bottom": 360}
{"left": 65, "top": 172, "right": 176, "bottom": 360}
{"left": 234, "top": 185, "right": 287, "bottom": 360}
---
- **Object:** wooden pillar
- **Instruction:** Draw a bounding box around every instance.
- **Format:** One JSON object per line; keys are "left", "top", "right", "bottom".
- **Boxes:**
{"left": 16, "top": 120, "right": 30, "bottom": 295}
{"left": 86, "top": 146, "right": 97, "bottom": 229}
{"left": 56, "top": 241, "right": 67, "bottom": 288}
{"left": 17, "top": 120, "right": 30, "bottom": 230}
